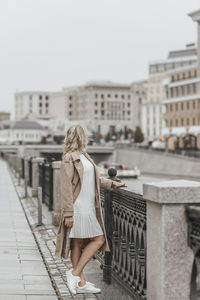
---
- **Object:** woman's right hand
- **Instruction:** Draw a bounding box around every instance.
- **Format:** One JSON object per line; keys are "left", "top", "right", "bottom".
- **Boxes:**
{"left": 64, "top": 216, "right": 74, "bottom": 228}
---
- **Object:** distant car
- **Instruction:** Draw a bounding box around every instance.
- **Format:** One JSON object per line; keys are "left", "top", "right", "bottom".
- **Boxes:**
{"left": 151, "top": 140, "right": 165, "bottom": 150}
{"left": 98, "top": 161, "right": 141, "bottom": 178}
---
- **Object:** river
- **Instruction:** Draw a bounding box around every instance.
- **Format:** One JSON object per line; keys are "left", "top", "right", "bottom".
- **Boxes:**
{"left": 121, "top": 173, "right": 200, "bottom": 195}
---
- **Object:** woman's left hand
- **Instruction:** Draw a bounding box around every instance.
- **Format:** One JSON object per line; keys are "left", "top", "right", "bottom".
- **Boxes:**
{"left": 112, "top": 181, "right": 128, "bottom": 188}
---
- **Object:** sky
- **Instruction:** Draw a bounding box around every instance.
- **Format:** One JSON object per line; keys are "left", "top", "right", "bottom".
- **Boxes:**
{"left": 0, "top": 0, "right": 199, "bottom": 118}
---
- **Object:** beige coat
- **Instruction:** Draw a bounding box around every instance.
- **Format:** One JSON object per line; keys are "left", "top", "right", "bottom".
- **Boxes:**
{"left": 54, "top": 151, "right": 114, "bottom": 259}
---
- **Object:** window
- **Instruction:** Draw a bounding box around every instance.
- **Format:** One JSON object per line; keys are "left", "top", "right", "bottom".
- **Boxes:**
{"left": 107, "top": 94, "right": 111, "bottom": 98}
{"left": 127, "top": 110, "right": 130, "bottom": 115}
{"left": 181, "top": 118, "right": 184, "bottom": 126}
{"left": 193, "top": 118, "right": 196, "bottom": 125}
{"left": 69, "top": 103, "right": 72, "bottom": 108}
{"left": 187, "top": 102, "right": 190, "bottom": 110}
{"left": 181, "top": 103, "right": 184, "bottom": 110}
{"left": 29, "top": 95, "right": 32, "bottom": 100}
{"left": 176, "top": 103, "right": 178, "bottom": 111}
{"left": 95, "top": 94, "right": 98, "bottom": 98}
{"left": 101, "top": 94, "right": 104, "bottom": 99}
{"left": 127, "top": 103, "right": 131, "bottom": 107}
{"left": 39, "top": 95, "right": 42, "bottom": 100}
{"left": 121, "top": 95, "right": 124, "bottom": 99}
{"left": 45, "top": 95, "right": 49, "bottom": 100}
{"left": 101, "top": 110, "right": 104, "bottom": 116}
{"left": 45, "top": 103, "right": 49, "bottom": 107}
{"left": 170, "top": 104, "right": 173, "bottom": 112}
{"left": 69, "top": 111, "right": 72, "bottom": 116}
{"left": 95, "top": 110, "right": 98, "bottom": 114}
{"left": 187, "top": 118, "right": 189, "bottom": 125}
{"left": 39, "top": 103, "right": 42, "bottom": 107}
{"left": 69, "top": 95, "right": 73, "bottom": 100}
{"left": 115, "top": 94, "right": 118, "bottom": 98}
{"left": 101, "top": 102, "right": 104, "bottom": 108}
{"left": 176, "top": 119, "right": 178, "bottom": 126}
{"left": 95, "top": 102, "right": 98, "bottom": 106}
{"left": 193, "top": 101, "right": 196, "bottom": 109}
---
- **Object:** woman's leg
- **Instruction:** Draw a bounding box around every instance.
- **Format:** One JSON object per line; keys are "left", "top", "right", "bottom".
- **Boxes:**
{"left": 72, "top": 235, "right": 105, "bottom": 279}
{"left": 70, "top": 238, "right": 86, "bottom": 285}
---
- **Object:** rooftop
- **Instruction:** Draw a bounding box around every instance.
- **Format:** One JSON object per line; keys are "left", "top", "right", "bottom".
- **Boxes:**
{"left": 0, "top": 120, "right": 44, "bottom": 130}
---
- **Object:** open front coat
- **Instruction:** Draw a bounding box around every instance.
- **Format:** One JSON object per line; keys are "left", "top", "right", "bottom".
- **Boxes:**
{"left": 54, "top": 151, "right": 114, "bottom": 259}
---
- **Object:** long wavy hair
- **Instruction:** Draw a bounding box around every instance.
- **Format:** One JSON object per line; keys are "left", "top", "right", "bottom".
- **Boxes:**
{"left": 62, "top": 124, "right": 88, "bottom": 159}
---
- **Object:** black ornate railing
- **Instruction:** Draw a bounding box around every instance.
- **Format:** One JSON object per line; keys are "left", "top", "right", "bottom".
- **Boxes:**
{"left": 186, "top": 205, "right": 200, "bottom": 300}
{"left": 96, "top": 187, "right": 147, "bottom": 299}
{"left": 28, "top": 157, "right": 33, "bottom": 187}
{"left": 38, "top": 160, "right": 54, "bottom": 211}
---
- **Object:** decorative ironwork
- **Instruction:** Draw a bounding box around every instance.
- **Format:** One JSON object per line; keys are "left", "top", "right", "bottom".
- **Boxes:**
{"left": 43, "top": 161, "right": 54, "bottom": 211}
{"left": 28, "top": 157, "right": 33, "bottom": 187}
{"left": 21, "top": 158, "right": 25, "bottom": 179}
{"left": 96, "top": 187, "right": 146, "bottom": 299}
{"left": 186, "top": 205, "right": 200, "bottom": 300}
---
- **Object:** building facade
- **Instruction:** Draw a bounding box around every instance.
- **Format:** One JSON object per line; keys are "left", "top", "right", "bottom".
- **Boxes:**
{"left": 63, "top": 81, "right": 140, "bottom": 136}
{"left": 0, "top": 120, "right": 46, "bottom": 144}
{"left": 142, "top": 43, "right": 197, "bottom": 142}
{"left": 161, "top": 9, "right": 200, "bottom": 150}
{"left": 0, "top": 112, "right": 10, "bottom": 121}
{"left": 14, "top": 91, "right": 67, "bottom": 134}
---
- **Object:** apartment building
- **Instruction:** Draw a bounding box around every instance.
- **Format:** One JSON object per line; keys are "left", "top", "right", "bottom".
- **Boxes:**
{"left": 63, "top": 81, "right": 139, "bottom": 136}
{"left": 161, "top": 9, "right": 200, "bottom": 150}
{"left": 142, "top": 43, "right": 197, "bottom": 142}
{"left": 14, "top": 91, "right": 67, "bottom": 133}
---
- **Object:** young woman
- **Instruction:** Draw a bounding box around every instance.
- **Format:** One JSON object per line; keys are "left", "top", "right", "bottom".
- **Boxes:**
{"left": 55, "top": 124, "right": 127, "bottom": 295}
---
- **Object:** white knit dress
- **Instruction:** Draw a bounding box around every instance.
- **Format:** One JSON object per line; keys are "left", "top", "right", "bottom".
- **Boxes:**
{"left": 69, "top": 154, "right": 104, "bottom": 238}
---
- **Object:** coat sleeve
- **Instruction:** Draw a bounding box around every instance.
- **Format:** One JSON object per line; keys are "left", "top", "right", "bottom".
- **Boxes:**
{"left": 95, "top": 164, "right": 113, "bottom": 190}
{"left": 99, "top": 176, "right": 113, "bottom": 190}
{"left": 60, "top": 158, "right": 74, "bottom": 218}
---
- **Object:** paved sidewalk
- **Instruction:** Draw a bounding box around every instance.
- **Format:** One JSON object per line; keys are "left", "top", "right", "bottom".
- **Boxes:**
{"left": 0, "top": 159, "right": 58, "bottom": 300}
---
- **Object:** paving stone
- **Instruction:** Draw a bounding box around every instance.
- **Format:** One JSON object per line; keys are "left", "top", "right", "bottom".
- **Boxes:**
{"left": 0, "top": 296, "right": 26, "bottom": 300}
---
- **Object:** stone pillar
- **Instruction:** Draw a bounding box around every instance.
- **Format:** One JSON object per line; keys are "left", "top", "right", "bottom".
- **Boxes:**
{"left": 144, "top": 180, "right": 200, "bottom": 300}
{"left": 31, "top": 157, "right": 45, "bottom": 197}
{"left": 52, "top": 161, "right": 61, "bottom": 226}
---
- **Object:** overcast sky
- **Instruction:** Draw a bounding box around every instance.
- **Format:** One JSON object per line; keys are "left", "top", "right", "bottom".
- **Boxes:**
{"left": 0, "top": 0, "right": 199, "bottom": 117}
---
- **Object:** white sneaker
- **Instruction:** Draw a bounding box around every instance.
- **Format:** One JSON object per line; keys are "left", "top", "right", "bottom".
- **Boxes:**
{"left": 86, "top": 281, "right": 95, "bottom": 286}
{"left": 76, "top": 282, "right": 101, "bottom": 294}
{"left": 66, "top": 268, "right": 81, "bottom": 295}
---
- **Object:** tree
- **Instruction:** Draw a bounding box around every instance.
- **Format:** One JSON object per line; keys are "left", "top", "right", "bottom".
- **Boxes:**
{"left": 134, "top": 126, "right": 144, "bottom": 143}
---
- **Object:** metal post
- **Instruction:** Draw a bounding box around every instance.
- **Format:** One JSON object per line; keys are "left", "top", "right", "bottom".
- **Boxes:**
{"left": 18, "top": 172, "right": 21, "bottom": 186}
{"left": 37, "top": 187, "right": 43, "bottom": 226}
{"left": 103, "top": 189, "right": 113, "bottom": 284}
{"left": 24, "top": 177, "right": 28, "bottom": 198}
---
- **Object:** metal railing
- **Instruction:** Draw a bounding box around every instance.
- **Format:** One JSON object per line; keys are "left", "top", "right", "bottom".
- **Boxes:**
{"left": 96, "top": 187, "right": 147, "bottom": 299}
{"left": 38, "top": 159, "right": 54, "bottom": 211}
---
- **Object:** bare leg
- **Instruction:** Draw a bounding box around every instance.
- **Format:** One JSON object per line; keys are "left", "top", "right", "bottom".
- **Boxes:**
{"left": 70, "top": 238, "right": 86, "bottom": 286}
{"left": 72, "top": 235, "right": 105, "bottom": 279}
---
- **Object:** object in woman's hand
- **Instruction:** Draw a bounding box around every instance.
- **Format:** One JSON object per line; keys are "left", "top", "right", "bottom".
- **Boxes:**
{"left": 112, "top": 181, "right": 127, "bottom": 188}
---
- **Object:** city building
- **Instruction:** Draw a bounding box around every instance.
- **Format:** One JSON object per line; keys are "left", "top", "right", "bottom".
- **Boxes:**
{"left": 63, "top": 81, "right": 139, "bottom": 136}
{"left": 161, "top": 9, "right": 200, "bottom": 150}
{"left": 14, "top": 91, "right": 67, "bottom": 134}
{"left": 142, "top": 43, "right": 197, "bottom": 142}
{"left": 0, "top": 120, "right": 46, "bottom": 144}
{"left": 0, "top": 112, "right": 10, "bottom": 121}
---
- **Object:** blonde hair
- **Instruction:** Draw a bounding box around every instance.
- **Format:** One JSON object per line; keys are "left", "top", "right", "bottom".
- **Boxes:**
{"left": 62, "top": 124, "right": 88, "bottom": 158}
